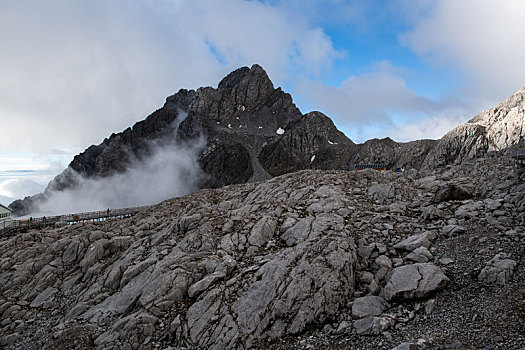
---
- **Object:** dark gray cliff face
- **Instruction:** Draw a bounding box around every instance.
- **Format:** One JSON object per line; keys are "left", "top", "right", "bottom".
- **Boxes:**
{"left": 178, "top": 64, "right": 306, "bottom": 188}
{"left": 48, "top": 88, "right": 198, "bottom": 192}
{"left": 259, "top": 111, "right": 355, "bottom": 176}
{"left": 346, "top": 138, "right": 437, "bottom": 171}
{"left": 348, "top": 137, "right": 399, "bottom": 168}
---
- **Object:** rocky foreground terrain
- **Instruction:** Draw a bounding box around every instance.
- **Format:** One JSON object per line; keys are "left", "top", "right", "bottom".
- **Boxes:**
{"left": 1, "top": 150, "right": 523, "bottom": 349}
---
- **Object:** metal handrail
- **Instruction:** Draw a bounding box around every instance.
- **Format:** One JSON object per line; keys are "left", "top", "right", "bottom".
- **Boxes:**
{"left": 0, "top": 205, "right": 150, "bottom": 236}
{"left": 512, "top": 149, "right": 525, "bottom": 157}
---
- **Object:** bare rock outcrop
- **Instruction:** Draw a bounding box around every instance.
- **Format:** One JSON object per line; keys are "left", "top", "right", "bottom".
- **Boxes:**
{"left": 478, "top": 253, "right": 517, "bottom": 286}
{"left": 421, "top": 85, "right": 525, "bottom": 171}
{"left": 470, "top": 86, "right": 525, "bottom": 151}
{"left": 10, "top": 70, "right": 525, "bottom": 217}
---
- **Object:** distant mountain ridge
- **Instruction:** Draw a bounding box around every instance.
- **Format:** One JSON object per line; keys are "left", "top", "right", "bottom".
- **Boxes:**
{"left": 9, "top": 65, "right": 525, "bottom": 215}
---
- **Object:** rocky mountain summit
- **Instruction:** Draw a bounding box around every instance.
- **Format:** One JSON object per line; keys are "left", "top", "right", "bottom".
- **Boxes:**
{"left": 10, "top": 65, "right": 357, "bottom": 215}
{"left": 0, "top": 151, "right": 523, "bottom": 349}
{"left": 9, "top": 65, "right": 525, "bottom": 216}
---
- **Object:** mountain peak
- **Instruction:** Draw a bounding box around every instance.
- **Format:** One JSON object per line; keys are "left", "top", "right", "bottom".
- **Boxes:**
{"left": 218, "top": 64, "right": 273, "bottom": 91}
{"left": 500, "top": 85, "right": 525, "bottom": 110}
{"left": 465, "top": 85, "right": 525, "bottom": 151}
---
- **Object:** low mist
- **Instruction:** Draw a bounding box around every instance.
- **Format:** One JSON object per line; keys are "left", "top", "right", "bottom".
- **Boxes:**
{"left": 35, "top": 137, "right": 205, "bottom": 215}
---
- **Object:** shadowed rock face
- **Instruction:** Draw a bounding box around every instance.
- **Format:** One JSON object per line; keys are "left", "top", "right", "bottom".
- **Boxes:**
{"left": 69, "top": 89, "right": 198, "bottom": 180}
{"left": 259, "top": 111, "right": 356, "bottom": 176}
{"left": 177, "top": 64, "right": 307, "bottom": 188}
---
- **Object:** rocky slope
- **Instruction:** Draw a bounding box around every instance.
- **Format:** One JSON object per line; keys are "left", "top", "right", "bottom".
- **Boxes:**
{"left": 0, "top": 151, "right": 523, "bottom": 349}
{"left": 421, "top": 87, "right": 525, "bottom": 171}
{"left": 470, "top": 86, "right": 525, "bottom": 151}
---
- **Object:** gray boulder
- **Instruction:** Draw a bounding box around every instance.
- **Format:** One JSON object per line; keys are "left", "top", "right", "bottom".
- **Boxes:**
{"left": 406, "top": 246, "right": 433, "bottom": 263}
{"left": 441, "top": 225, "right": 467, "bottom": 237}
{"left": 248, "top": 216, "right": 278, "bottom": 247}
{"left": 368, "top": 183, "right": 395, "bottom": 204}
{"left": 353, "top": 315, "right": 395, "bottom": 335}
{"left": 478, "top": 253, "right": 517, "bottom": 286}
{"left": 433, "top": 183, "right": 472, "bottom": 203}
{"left": 352, "top": 296, "right": 390, "bottom": 318}
{"left": 393, "top": 232, "right": 435, "bottom": 251}
{"left": 384, "top": 263, "right": 449, "bottom": 301}
{"left": 392, "top": 342, "right": 417, "bottom": 350}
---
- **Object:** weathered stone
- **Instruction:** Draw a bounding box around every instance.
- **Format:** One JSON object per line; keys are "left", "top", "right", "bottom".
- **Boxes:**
{"left": 394, "top": 232, "right": 435, "bottom": 251}
{"left": 384, "top": 263, "right": 449, "bottom": 301}
{"left": 392, "top": 342, "right": 417, "bottom": 350}
{"left": 353, "top": 315, "right": 395, "bottom": 335}
{"left": 406, "top": 247, "right": 433, "bottom": 263}
{"left": 368, "top": 184, "right": 395, "bottom": 204}
{"left": 248, "top": 216, "right": 277, "bottom": 247}
{"left": 336, "top": 320, "right": 351, "bottom": 334}
{"left": 433, "top": 183, "right": 472, "bottom": 203}
{"left": 188, "top": 270, "right": 227, "bottom": 298}
{"left": 455, "top": 201, "right": 483, "bottom": 219}
{"left": 441, "top": 225, "right": 467, "bottom": 237}
{"left": 280, "top": 216, "right": 314, "bottom": 246}
{"left": 375, "top": 255, "right": 393, "bottom": 269}
{"left": 0, "top": 333, "right": 21, "bottom": 347}
{"left": 80, "top": 239, "right": 109, "bottom": 272}
{"left": 62, "top": 237, "right": 80, "bottom": 265}
{"left": 352, "top": 296, "right": 390, "bottom": 318}
{"left": 30, "top": 287, "right": 58, "bottom": 308}
{"left": 439, "top": 257, "right": 454, "bottom": 265}
{"left": 478, "top": 253, "right": 517, "bottom": 286}
{"left": 368, "top": 279, "right": 381, "bottom": 295}
{"left": 358, "top": 271, "right": 375, "bottom": 285}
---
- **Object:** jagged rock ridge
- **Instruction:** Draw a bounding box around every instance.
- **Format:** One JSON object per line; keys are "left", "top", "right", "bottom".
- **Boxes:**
{"left": 421, "top": 87, "right": 525, "bottom": 170}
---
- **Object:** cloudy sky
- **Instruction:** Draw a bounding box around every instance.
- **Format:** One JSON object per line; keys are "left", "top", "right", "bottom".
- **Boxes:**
{"left": 1, "top": 0, "right": 525, "bottom": 203}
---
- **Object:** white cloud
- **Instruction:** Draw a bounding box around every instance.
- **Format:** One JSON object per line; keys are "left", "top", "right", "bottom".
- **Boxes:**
{"left": 401, "top": 0, "right": 525, "bottom": 102}
{"left": 0, "top": 179, "right": 45, "bottom": 200}
{"left": 296, "top": 61, "right": 472, "bottom": 142}
{"left": 37, "top": 136, "right": 205, "bottom": 215}
{"left": 0, "top": 0, "right": 339, "bottom": 155}
{"left": 383, "top": 110, "right": 468, "bottom": 142}
{"left": 0, "top": 195, "right": 14, "bottom": 207}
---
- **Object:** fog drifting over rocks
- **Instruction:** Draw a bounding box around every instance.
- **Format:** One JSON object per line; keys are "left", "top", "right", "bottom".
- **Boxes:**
{"left": 35, "top": 137, "right": 205, "bottom": 215}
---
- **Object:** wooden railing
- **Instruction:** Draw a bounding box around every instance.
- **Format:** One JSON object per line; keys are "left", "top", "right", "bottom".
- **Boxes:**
{"left": 0, "top": 206, "right": 150, "bottom": 236}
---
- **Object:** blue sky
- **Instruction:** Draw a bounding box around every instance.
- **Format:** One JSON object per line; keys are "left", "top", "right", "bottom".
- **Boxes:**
{"left": 1, "top": 0, "right": 525, "bottom": 203}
